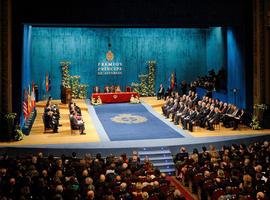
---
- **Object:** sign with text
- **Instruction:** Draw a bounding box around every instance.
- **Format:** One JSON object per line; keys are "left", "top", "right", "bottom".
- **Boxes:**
{"left": 97, "top": 50, "right": 123, "bottom": 75}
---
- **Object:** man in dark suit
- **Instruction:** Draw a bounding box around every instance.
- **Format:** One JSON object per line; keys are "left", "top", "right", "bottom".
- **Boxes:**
{"left": 182, "top": 108, "right": 197, "bottom": 130}
{"left": 223, "top": 105, "right": 240, "bottom": 128}
{"left": 174, "top": 105, "right": 188, "bottom": 125}
{"left": 162, "top": 97, "right": 174, "bottom": 116}
{"left": 201, "top": 105, "right": 215, "bottom": 127}
{"left": 157, "top": 84, "right": 165, "bottom": 100}
{"left": 206, "top": 107, "right": 221, "bottom": 131}
{"left": 70, "top": 111, "right": 85, "bottom": 135}
{"left": 93, "top": 86, "right": 100, "bottom": 93}
{"left": 232, "top": 109, "right": 245, "bottom": 130}
{"left": 165, "top": 99, "right": 178, "bottom": 118}
{"left": 104, "top": 86, "right": 110, "bottom": 93}
{"left": 110, "top": 85, "right": 115, "bottom": 93}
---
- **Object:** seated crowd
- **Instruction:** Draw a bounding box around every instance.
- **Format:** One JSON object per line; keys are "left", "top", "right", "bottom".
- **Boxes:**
{"left": 162, "top": 90, "right": 247, "bottom": 131}
{"left": 43, "top": 97, "right": 60, "bottom": 133}
{"left": 0, "top": 151, "right": 184, "bottom": 200}
{"left": 69, "top": 102, "right": 86, "bottom": 135}
{"left": 174, "top": 140, "right": 270, "bottom": 200}
{"left": 189, "top": 68, "right": 227, "bottom": 93}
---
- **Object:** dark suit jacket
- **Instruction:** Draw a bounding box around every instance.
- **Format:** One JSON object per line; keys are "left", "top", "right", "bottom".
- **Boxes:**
{"left": 209, "top": 112, "right": 221, "bottom": 123}
{"left": 93, "top": 86, "right": 100, "bottom": 93}
{"left": 158, "top": 87, "right": 165, "bottom": 95}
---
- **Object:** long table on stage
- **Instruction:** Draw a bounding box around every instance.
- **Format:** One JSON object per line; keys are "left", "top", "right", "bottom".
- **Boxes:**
{"left": 92, "top": 92, "right": 139, "bottom": 103}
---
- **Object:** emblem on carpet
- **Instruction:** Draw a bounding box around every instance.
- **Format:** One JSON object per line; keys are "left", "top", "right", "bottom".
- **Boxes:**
{"left": 111, "top": 114, "right": 147, "bottom": 124}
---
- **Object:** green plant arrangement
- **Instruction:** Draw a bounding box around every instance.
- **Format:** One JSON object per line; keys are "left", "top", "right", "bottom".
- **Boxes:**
{"left": 251, "top": 104, "right": 269, "bottom": 130}
{"left": 147, "top": 61, "right": 156, "bottom": 96}
{"left": 131, "top": 82, "right": 140, "bottom": 93}
{"left": 70, "top": 75, "right": 80, "bottom": 98}
{"left": 60, "top": 62, "right": 71, "bottom": 89}
{"left": 14, "top": 124, "right": 24, "bottom": 141}
{"left": 139, "top": 74, "right": 149, "bottom": 96}
{"left": 78, "top": 84, "right": 89, "bottom": 99}
{"left": 3, "top": 113, "right": 17, "bottom": 140}
{"left": 250, "top": 115, "right": 261, "bottom": 130}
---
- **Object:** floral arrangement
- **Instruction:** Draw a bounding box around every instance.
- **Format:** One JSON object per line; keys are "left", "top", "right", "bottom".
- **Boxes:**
{"left": 139, "top": 74, "right": 149, "bottom": 96}
{"left": 147, "top": 61, "right": 156, "bottom": 96}
{"left": 60, "top": 61, "right": 71, "bottom": 89}
{"left": 131, "top": 82, "right": 140, "bottom": 93}
{"left": 70, "top": 75, "right": 80, "bottom": 98}
{"left": 78, "top": 84, "right": 89, "bottom": 99}
{"left": 250, "top": 115, "right": 261, "bottom": 130}
{"left": 251, "top": 104, "right": 269, "bottom": 130}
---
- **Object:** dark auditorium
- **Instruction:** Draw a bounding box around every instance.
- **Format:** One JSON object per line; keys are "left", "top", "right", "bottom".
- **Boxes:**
{"left": 0, "top": 0, "right": 270, "bottom": 199}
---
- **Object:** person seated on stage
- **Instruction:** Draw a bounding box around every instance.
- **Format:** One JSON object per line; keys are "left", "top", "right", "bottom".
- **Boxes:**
{"left": 115, "top": 85, "right": 121, "bottom": 93}
{"left": 165, "top": 99, "right": 179, "bottom": 119}
{"left": 104, "top": 86, "right": 110, "bottom": 93}
{"left": 44, "top": 105, "right": 59, "bottom": 133}
{"left": 110, "top": 85, "right": 115, "bottom": 93}
{"left": 231, "top": 109, "right": 245, "bottom": 130}
{"left": 130, "top": 95, "right": 140, "bottom": 104}
{"left": 206, "top": 107, "right": 221, "bottom": 131}
{"left": 222, "top": 105, "right": 240, "bottom": 128}
{"left": 70, "top": 111, "right": 85, "bottom": 135}
{"left": 164, "top": 87, "right": 172, "bottom": 100}
{"left": 182, "top": 108, "right": 197, "bottom": 130}
{"left": 73, "top": 103, "right": 82, "bottom": 116}
{"left": 93, "top": 86, "right": 100, "bottom": 93}
{"left": 157, "top": 84, "right": 165, "bottom": 100}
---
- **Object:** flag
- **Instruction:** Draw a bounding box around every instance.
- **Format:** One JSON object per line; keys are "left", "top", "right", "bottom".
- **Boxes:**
{"left": 28, "top": 85, "right": 32, "bottom": 115}
{"left": 174, "top": 70, "right": 177, "bottom": 90}
{"left": 170, "top": 73, "right": 175, "bottom": 90}
{"left": 45, "top": 72, "right": 51, "bottom": 92}
{"left": 168, "top": 71, "right": 176, "bottom": 90}
{"left": 31, "top": 86, "right": 36, "bottom": 109}
{"left": 22, "top": 89, "right": 28, "bottom": 119}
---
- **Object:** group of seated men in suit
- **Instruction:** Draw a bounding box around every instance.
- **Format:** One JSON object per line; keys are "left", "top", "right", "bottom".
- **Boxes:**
{"left": 69, "top": 102, "right": 86, "bottom": 135}
{"left": 162, "top": 90, "right": 245, "bottom": 132}
{"left": 93, "top": 85, "right": 121, "bottom": 93}
{"left": 43, "top": 97, "right": 60, "bottom": 133}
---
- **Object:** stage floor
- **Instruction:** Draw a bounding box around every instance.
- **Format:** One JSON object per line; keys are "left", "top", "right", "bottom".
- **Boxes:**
{"left": 1, "top": 97, "right": 270, "bottom": 153}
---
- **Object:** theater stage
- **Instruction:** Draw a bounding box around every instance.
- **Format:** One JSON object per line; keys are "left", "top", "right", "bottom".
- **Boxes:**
{"left": 1, "top": 97, "right": 270, "bottom": 156}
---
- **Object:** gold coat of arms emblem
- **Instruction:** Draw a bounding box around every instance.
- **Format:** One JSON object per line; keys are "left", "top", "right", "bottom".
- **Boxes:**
{"left": 106, "top": 50, "right": 114, "bottom": 61}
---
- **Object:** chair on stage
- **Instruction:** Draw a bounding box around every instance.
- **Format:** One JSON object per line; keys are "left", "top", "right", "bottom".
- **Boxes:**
{"left": 126, "top": 86, "right": 131, "bottom": 92}
{"left": 93, "top": 86, "right": 100, "bottom": 93}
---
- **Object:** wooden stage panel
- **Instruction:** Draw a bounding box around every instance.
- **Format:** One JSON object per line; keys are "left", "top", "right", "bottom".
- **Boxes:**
{"left": 0, "top": 97, "right": 269, "bottom": 147}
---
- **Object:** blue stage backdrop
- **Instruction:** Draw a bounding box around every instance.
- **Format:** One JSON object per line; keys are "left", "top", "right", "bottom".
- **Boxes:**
{"left": 25, "top": 27, "right": 227, "bottom": 99}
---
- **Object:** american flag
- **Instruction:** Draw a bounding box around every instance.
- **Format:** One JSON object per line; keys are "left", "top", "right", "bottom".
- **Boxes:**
{"left": 23, "top": 89, "right": 28, "bottom": 119}
{"left": 27, "top": 85, "right": 32, "bottom": 115}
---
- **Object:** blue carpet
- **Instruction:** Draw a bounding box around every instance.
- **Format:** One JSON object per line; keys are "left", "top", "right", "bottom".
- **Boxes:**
{"left": 93, "top": 103, "right": 184, "bottom": 141}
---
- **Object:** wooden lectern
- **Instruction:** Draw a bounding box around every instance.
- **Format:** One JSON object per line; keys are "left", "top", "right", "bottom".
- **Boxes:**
{"left": 61, "top": 86, "right": 72, "bottom": 104}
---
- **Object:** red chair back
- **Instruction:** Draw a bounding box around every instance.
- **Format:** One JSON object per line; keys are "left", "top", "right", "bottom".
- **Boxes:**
{"left": 126, "top": 86, "right": 131, "bottom": 92}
